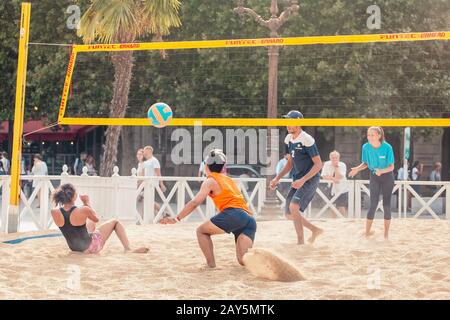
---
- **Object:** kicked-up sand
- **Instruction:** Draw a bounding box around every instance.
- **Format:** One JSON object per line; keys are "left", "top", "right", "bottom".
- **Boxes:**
{"left": 0, "top": 218, "right": 449, "bottom": 300}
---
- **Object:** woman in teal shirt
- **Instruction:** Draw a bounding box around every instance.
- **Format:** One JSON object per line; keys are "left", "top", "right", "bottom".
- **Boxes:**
{"left": 349, "top": 127, "right": 395, "bottom": 240}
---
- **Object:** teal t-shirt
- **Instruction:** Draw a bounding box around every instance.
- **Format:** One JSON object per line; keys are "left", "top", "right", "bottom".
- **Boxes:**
{"left": 361, "top": 141, "right": 395, "bottom": 172}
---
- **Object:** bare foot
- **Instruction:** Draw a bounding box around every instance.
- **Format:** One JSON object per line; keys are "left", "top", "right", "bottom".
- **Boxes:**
{"left": 199, "top": 262, "right": 216, "bottom": 269}
{"left": 130, "top": 247, "right": 149, "bottom": 254}
{"left": 364, "top": 230, "right": 375, "bottom": 238}
{"left": 307, "top": 228, "right": 324, "bottom": 244}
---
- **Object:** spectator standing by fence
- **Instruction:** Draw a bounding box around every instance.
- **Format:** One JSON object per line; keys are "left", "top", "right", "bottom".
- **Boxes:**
{"left": 31, "top": 154, "right": 48, "bottom": 207}
{"left": 74, "top": 152, "right": 87, "bottom": 176}
{"left": 1, "top": 152, "right": 10, "bottom": 174}
{"left": 411, "top": 161, "right": 423, "bottom": 197}
{"left": 429, "top": 162, "right": 442, "bottom": 182}
{"left": 429, "top": 162, "right": 442, "bottom": 193}
{"left": 85, "top": 155, "right": 97, "bottom": 176}
{"left": 322, "top": 151, "right": 349, "bottom": 218}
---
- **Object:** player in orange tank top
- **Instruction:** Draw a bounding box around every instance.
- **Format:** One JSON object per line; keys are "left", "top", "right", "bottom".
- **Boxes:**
{"left": 160, "top": 149, "right": 256, "bottom": 268}
{"left": 207, "top": 172, "right": 252, "bottom": 215}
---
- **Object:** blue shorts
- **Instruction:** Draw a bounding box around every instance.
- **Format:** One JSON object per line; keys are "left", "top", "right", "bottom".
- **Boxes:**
{"left": 210, "top": 208, "right": 256, "bottom": 242}
{"left": 285, "top": 175, "right": 320, "bottom": 214}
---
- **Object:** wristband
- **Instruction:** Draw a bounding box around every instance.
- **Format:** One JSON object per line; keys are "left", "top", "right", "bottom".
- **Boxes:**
{"left": 175, "top": 216, "right": 181, "bottom": 222}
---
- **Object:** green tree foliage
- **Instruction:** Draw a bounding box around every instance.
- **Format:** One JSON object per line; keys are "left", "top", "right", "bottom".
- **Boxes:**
{"left": 77, "top": 0, "right": 182, "bottom": 176}
{"left": 1, "top": 1, "right": 85, "bottom": 122}
{"left": 0, "top": 0, "right": 19, "bottom": 120}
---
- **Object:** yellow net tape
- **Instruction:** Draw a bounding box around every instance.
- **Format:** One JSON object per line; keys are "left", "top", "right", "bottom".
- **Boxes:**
{"left": 58, "top": 31, "right": 450, "bottom": 127}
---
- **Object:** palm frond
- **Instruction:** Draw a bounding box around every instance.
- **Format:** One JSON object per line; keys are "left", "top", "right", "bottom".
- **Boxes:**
{"left": 141, "top": 0, "right": 182, "bottom": 36}
{"left": 78, "top": 0, "right": 182, "bottom": 44}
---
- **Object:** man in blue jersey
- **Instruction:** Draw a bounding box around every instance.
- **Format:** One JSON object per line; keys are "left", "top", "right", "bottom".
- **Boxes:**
{"left": 270, "top": 110, "right": 324, "bottom": 245}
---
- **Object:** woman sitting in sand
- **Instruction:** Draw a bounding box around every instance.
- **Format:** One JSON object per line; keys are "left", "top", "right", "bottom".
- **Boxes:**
{"left": 51, "top": 183, "right": 149, "bottom": 254}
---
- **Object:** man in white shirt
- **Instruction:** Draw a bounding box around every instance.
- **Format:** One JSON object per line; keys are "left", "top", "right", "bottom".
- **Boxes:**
{"left": 321, "top": 150, "right": 349, "bottom": 218}
{"left": 142, "top": 146, "right": 168, "bottom": 221}
{"left": 31, "top": 154, "right": 48, "bottom": 208}
{"left": 397, "top": 159, "right": 409, "bottom": 181}
{"left": 143, "top": 146, "right": 166, "bottom": 192}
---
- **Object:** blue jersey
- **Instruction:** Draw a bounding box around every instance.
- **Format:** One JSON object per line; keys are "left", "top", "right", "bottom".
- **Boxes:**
{"left": 361, "top": 141, "right": 395, "bottom": 172}
{"left": 285, "top": 131, "right": 321, "bottom": 180}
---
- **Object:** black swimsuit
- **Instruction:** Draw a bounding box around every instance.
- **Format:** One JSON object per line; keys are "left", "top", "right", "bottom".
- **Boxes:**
{"left": 58, "top": 206, "right": 92, "bottom": 252}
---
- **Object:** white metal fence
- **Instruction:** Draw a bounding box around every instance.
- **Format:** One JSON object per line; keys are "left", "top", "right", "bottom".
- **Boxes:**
{"left": 0, "top": 166, "right": 449, "bottom": 233}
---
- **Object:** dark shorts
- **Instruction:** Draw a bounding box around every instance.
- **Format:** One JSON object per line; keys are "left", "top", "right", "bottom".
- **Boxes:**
{"left": 335, "top": 192, "right": 349, "bottom": 207}
{"left": 285, "top": 175, "right": 320, "bottom": 214}
{"left": 210, "top": 208, "right": 256, "bottom": 242}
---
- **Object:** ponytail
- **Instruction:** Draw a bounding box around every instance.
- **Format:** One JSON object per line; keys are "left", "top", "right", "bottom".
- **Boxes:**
{"left": 52, "top": 183, "right": 76, "bottom": 206}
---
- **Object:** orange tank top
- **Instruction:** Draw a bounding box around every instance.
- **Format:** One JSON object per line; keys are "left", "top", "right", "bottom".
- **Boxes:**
{"left": 207, "top": 172, "right": 252, "bottom": 215}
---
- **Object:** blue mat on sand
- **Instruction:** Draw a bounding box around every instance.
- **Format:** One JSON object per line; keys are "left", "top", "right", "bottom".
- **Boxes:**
{"left": 2, "top": 233, "right": 62, "bottom": 245}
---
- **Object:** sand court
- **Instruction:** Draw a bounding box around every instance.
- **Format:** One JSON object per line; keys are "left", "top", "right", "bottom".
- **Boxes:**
{"left": 1, "top": 219, "right": 449, "bottom": 300}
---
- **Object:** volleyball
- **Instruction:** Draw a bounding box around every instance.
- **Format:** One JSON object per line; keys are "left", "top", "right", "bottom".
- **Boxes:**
{"left": 147, "top": 102, "right": 173, "bottom": 128}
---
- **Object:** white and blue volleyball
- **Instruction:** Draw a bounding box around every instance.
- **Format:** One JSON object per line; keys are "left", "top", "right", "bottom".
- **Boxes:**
{"left": 147, "top": 102, "right": 173, "bottom": 128}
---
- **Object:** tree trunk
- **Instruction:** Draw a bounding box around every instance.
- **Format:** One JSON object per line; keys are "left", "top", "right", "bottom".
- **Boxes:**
{"left": 99, "top": 51, "right": 134, "bottom": 177}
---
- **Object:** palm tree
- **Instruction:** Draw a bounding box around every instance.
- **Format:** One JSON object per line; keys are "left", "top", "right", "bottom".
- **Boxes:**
{"left": 78, "top": 0, "right": 182, "bottom": 176}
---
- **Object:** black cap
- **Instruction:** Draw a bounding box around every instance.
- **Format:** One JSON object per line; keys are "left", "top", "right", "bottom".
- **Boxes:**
{"left": 283, "top": 110, "right": 304, "bottom": 119}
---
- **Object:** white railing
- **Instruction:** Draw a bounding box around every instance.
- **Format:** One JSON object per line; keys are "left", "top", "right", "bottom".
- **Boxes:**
{"left": 0, "top": 166, "right": 449, "bottom": 233}
{"left": 0, "top": 165, "right": 266, "bottom": 233}
{"left": 275, "top": 179, "right": 449, "bottom": 220}
{"left": 0, "top": 176, "right": 10, "bottom": 232}
{"left": 400, "top": 180, "right": 450, "bottom": 219}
